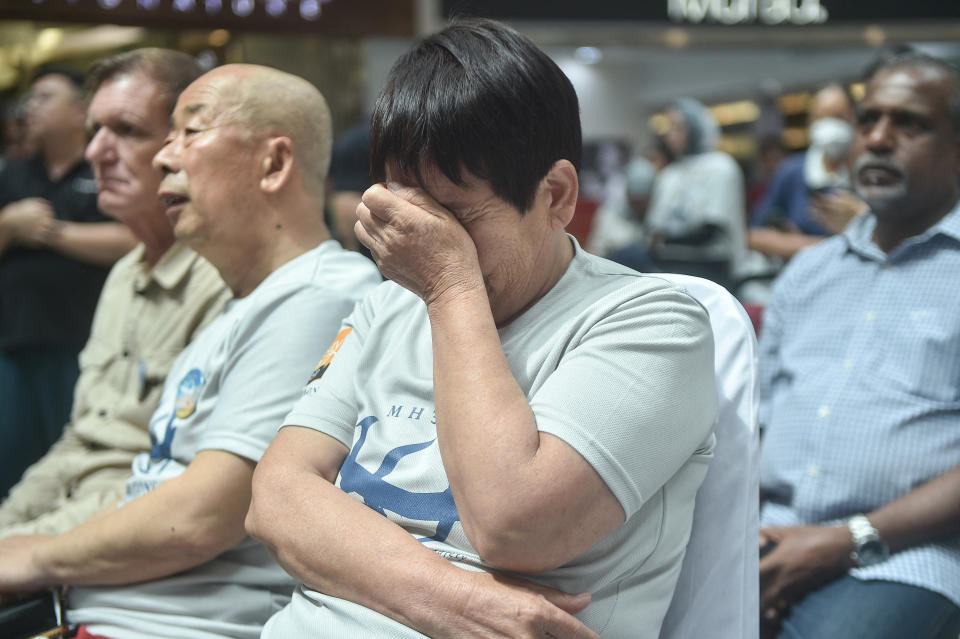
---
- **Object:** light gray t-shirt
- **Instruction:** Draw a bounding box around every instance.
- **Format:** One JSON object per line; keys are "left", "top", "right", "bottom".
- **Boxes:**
{"left": 266, "top": 242, "right": 717, "bottom": 639}
{"left": 67, "top": 241, "right": 382, "bottom": 639}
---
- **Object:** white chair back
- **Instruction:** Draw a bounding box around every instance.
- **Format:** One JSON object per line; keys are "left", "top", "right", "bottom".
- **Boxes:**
{"left": 656, "top": 274, "right": 760, "bottom": 639}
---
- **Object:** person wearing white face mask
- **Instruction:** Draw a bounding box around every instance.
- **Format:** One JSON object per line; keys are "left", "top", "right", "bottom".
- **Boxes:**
{"left": 805, "top": 115, "right": 853, "bottom": 190}
{"left": 749, "top": 84, "right": 867, "bottom": 261}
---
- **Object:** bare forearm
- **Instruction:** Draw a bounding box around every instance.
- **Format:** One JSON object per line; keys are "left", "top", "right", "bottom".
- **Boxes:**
{"left": 747, "top": 228, "right": 819, "bottom": 259}
{"left": 427, "top": 290, "right": 622, "bottom": 570}
{"left": 47, "top": 222, "right": 135, "bottom": 266}
{"left": 248, "top": 451, "right": 476, "bottom": 636}
{"left": 29, "top": 452, "right": 252, "bottom": 588}
{"left": 428, "top": 289, "right": 541, "bottom": 506}
{"left": 250, "top": 473, "right": 597, "bottom": 639}
{"left": 869, "top": 464, "right": 960, "bottom": 552}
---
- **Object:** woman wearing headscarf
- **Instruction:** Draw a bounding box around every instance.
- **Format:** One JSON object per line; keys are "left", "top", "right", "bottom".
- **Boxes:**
{"left": 645, "top": 97, "right": 747, "bottom": 292}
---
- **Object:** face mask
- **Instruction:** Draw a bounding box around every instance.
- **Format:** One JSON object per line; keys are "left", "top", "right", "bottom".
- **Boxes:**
{"left": 808, "top": 117, "right": 853, "bottom": 160}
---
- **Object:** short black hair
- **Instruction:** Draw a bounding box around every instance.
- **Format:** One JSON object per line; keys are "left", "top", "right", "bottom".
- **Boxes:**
{"left": 31, "top": 64, "right": 85, "bottom": 99}
{"left": 370, "top": 18, "right": 582, "bottom": 213}
{"left": 864, "top": 51, "right": 960, "bottom": 138}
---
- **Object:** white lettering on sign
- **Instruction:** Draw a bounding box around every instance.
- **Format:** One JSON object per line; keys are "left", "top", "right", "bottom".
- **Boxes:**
{"left": 667, "top": 0, "right": 828, "bottom": 25}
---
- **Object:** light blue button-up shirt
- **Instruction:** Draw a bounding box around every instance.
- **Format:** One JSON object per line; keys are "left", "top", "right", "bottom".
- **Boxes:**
{"left": 759, "top": 200, "right": 960, "bottom": 606}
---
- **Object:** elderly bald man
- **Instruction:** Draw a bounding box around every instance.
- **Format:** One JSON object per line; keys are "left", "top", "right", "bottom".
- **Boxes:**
{"left": 0, "top": 64, "right": 381, "bottom": 639}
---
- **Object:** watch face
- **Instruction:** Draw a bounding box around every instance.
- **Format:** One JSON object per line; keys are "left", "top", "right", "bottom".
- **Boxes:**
{"left": 857, "top": 539, "right": 890, "bottom": 566}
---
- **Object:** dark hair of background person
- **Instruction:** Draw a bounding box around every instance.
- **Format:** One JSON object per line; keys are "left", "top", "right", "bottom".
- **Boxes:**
{"left": 369, "top": 18, "right": 582, "bottom": 213}
{"left": 861, "top": 48, "right": 960, "bottom": 138}
{"left": 87, "top": 48, "right": 204, "bottom": 115}
{"left": 30, "top": 64, "right": 86, "bottom": 99}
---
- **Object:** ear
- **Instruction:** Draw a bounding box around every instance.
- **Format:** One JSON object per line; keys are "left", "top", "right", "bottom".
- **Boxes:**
{"left": 541, "top": 159, "right": 579, "bottom": 229}
{"left": 259, "top": 136, "right": 296, "bottom": 194}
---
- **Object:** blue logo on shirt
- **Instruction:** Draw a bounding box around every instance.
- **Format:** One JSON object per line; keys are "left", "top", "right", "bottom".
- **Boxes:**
{"left": 139, "top": 368, "right": 204, "bottom": 473}
{"left": 339, "top": 415, "right": 460, "bottom": 543}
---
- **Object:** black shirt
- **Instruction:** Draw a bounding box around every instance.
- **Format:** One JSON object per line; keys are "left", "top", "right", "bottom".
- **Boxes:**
{"left": 0, "top": 155, "right": 112, "bottom": 351}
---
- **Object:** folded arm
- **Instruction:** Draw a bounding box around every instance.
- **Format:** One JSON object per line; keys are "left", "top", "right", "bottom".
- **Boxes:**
{"left": 247, "top": 425, "right": 598, "bottom": 639}
{"left": 0, "top": 449, "right": 254, "bottom": 591}
{"left": 45, "top": 221, "right": 136, "bottom": 266}
{"left": 0, "top": 198, "right": 135, "bottom": 264}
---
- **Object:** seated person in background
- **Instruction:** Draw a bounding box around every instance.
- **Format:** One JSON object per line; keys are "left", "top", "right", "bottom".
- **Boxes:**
{"left": 0, "top": 65, "right": 137, "bottom": 493}
{"left": 247, "top": 19, "right": 717, "bottom": 639}
{"left": 749, "top": 84, "right": 866, "bottom": 260}
{"left": 0, "top": 63, "right": 381, "bottom": 639}
{"left": 758, "top": 53, "right": 960, "bottom": 639}
{"left": 587, "top": 155, "right": 660, "bottom": 273}
{"left": 644, "top": 97, "right": 747, "bottom": 292}
{"left": 0, "top": 48, "right": 231, "bottom": 541}
{"left": 326, "top": 117, "right": 372, "bottom": 254}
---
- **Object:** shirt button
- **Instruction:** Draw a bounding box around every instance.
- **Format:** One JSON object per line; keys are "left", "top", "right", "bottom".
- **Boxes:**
{"left": 843, "top": 359, "right": 853, "bottom": 370}
{"left": 817, "top": 405, "right": 831, "bottom": 419}
{"left": 98, "top": 409, "right": 107, "bottom": 418}
{"left": 806, "top": 465, "right": 819, "bottom": 478}
{"left": 122, "top": 349, "right": 130, "bottom": 358}
{"left": 864, "top": 311, "right": 875, "bottom": 322}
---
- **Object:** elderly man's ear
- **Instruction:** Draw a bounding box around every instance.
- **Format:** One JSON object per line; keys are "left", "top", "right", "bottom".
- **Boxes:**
{"left": 542, "top": 159, "right": 579, "bottom": 229}
{"left": 259, "top": 136, "right": 296, "bottom": 194}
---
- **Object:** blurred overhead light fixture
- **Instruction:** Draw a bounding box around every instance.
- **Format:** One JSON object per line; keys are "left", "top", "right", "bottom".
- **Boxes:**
{"left": 266, "top": 0, "right": 286, "bottom": 17}
{"left": 779, "top": 92, "right": 811, "bottom": 116}
{"left": 300, "top": 0, "right": 327, "bottom": 20}
{"left": 574, "top": 46, "right": 602, "bottom": 64}
{"left": 208, "top": 28, "right": 230, "bottom": 47}
{"left": 863, "top": 25, "right": 886, "bottom": 46}
{"left": 664, "top": 28, "right": 690, "bottom": 49}
{"left": 195, "top": 50, "right": 218, "bottom": 71}
{"left": 35, "top": 28, "right": 63, "bottom": 52}
{"left": 232, "top": 0, "right": 254, "bottom": 17}
{"left": 649, "top": 113, "right": 671, "bottom": 136}
{"left": 710, "top": 100, "right": 760, "bottom": 127}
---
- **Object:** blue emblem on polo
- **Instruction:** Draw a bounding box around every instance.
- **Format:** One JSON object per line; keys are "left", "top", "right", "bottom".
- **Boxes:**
{"left": 140, "top": 368, "right": 204, "bottom": 473}
{"left": 339, "top": 415, "right": 460, "bottom": 543}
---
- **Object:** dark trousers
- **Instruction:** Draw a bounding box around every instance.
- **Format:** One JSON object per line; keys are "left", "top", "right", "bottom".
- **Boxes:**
{"left": 778, "top": 576, "right": 960, "bottom": 639}
{"left": 0, "top": 346, "right": 79, "bottom": 499}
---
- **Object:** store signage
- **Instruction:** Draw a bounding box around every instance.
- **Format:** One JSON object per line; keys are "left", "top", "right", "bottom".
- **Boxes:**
{"left": 667, "top": 0, "right": 828, "bottom": 25}
{"left": 0, "top": 0, "right": 415, "bottom": 35}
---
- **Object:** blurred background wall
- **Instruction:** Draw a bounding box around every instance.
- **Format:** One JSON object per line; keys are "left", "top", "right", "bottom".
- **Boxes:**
{"left": 1, "top": 0, "right": 959, "bottom": 171}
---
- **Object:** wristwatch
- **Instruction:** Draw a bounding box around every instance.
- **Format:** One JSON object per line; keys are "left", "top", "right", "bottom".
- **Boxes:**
{"left": 847, "top": 514, "right": 890, "bottom": 567}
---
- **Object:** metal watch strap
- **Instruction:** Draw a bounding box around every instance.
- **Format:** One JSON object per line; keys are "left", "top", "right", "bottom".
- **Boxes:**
{"left": 848, "top": 514, "right": 884, "bottom": 565}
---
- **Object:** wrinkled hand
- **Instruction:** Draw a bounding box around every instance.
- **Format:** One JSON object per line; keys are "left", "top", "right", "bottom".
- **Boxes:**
{"left": 0, "top": 534, "right": 52, "bottom": 594}
{"left": 355, "top": 183, "right": 483, "bottom": 306}
{"left": 759, "top": 525, "right": 852, "bottom": 631}
{"left": 0, "top": 198, "right": 58, "bottom": 247}
{"left": 809, "top": 190, "right": 866, "bottom": 235}
{"left": 429, "top": 569, "right": 599, "bottom": 639}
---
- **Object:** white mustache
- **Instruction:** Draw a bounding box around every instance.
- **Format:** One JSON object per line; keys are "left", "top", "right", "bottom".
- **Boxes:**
{"left": 854, "top": 154, "right": 905, "bottom": 181}
{"left": 158, "top": 174, "right": 188, "bottom": 194}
